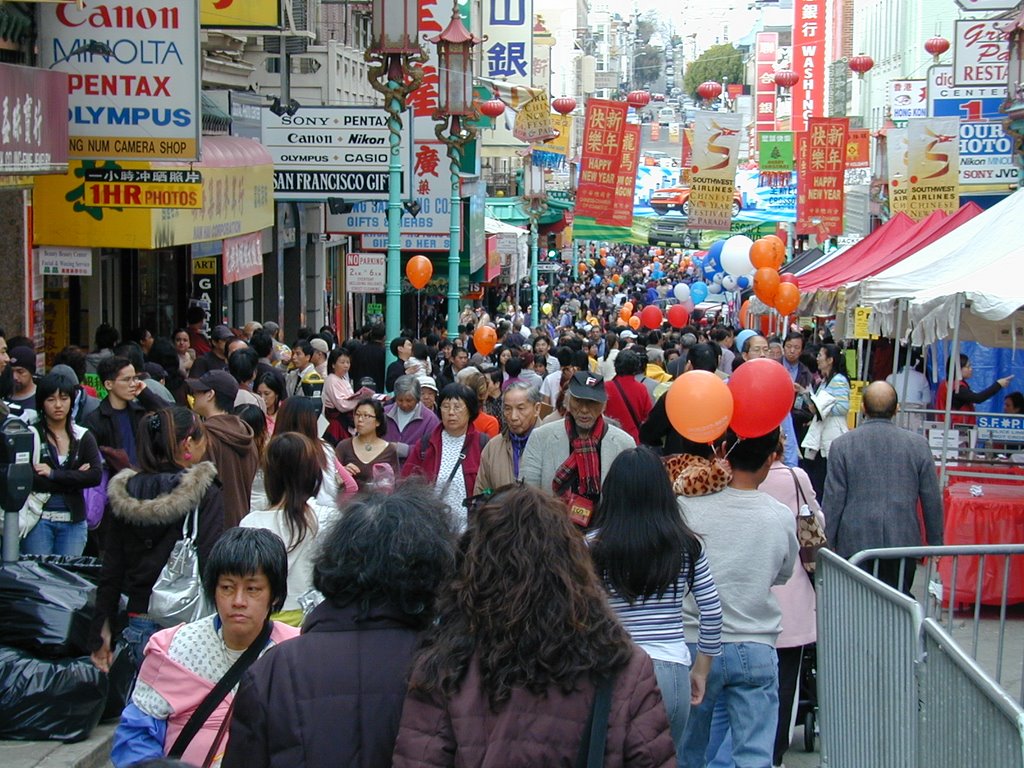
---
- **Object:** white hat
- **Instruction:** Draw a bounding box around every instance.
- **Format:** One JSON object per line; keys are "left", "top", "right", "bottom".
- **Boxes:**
{"left": 418, "top": 375, "right": 438, "bottom": 392}
{"left": 619, "top": 329, "right": 638, "bottom": 340}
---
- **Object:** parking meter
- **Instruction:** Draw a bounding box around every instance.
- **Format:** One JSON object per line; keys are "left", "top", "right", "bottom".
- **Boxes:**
{"left": 1, "top": 417, "right": 36, "bottom": 564}
{"left": 301, "top": 371, "right": 325, "bottom": 413}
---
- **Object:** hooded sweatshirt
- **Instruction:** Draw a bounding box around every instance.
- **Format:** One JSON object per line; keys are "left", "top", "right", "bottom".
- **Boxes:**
{"left": 89, "top": 461, "right": 224, "bottom": 651}
{"left": 203, "top": 413, "right": 259, "bottom": 528}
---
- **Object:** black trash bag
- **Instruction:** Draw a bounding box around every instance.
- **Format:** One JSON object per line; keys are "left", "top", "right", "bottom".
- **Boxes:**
{"left": 0, "top": 560, "right": 96, "bottom": 658}
{"left": 0, "top": 645, "right": 106, "bottom": 743}
{"left": 18, "top": 555, "right": 104, "bottom": 584}
{"left": 101, "top": 645, "right": 134, "bottom": 721}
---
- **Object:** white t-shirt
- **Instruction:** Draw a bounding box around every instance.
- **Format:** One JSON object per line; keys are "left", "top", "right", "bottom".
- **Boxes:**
{"left": 436, "top": 430, "right": 468, "bottom": 530}
{"left": 540, "top": 370, "right": 564, "bottom": 407}
{"left": 885, "top": 368, "right": 932, "bottom": 409}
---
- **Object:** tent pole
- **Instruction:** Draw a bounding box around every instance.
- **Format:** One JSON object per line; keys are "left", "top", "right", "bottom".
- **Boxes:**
{"left": 939, "top": 294, "right": 965, "bottom": 490}
{"left": 890, "top": 298, "right": 905, "bottom": 380}
{"left": 899, "top": 324, "right": 914, "bottom": 429}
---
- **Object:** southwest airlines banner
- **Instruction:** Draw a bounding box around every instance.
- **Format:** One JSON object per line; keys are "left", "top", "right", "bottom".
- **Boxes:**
{"left": 687, "top": 112, "right": 743, "bottom": 231}
{"left": 906, "top": 117, "right": 960, "bottom": 220}
{"left": 886, "top": 127, "right": 909, "bottom": 216}
{"left": 575, "top": 99, "right": 629, "bottom": 218}
{"left": 598, "top": 123, "right": 641, "bottom": 228}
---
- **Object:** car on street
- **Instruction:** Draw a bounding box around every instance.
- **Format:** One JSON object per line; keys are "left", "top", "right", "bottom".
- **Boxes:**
{"left": 649, "top": 185, "right": 743, "bottom": 217}
{"left": 658, "top": 107, "right": 677, "bottom": 126}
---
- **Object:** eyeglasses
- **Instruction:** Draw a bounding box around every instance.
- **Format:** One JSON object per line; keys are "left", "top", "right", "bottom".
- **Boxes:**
{"left": 440, "top": 401, "right": 468, "bottom": 414}
{"left": 354, "top": 412, "right": 377, "bottom": 421}
{"left": 115, "top": 375, "right": 141, "bottom": 384}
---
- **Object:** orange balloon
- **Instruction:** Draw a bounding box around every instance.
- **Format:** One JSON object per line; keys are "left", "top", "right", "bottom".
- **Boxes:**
{"left": 473, "top": 325, "right": 498, "bottom": 355}
{"left": 749, "top": 239, "right": 778, "bottom": 270}
{"left": 624, "top": 301, "right": 634, "bottom": 312}
{"left": 665, "top": 370, "right": 734, "bottom": 442}
{"left": 620, "top": 307, "right": 632, "bottom": 322}
{"left": 753, "top": 267, "right": 780, "bottom": 305}
{"left": 406, "top": 255, "right": 432, "bottom": 290}
{"left": 739, "top": 298, "right": 752, "bottom": 329}
{"left": 762, "top": 234, "right": 786, "bottom": 268}
{"left": 628, "top": 315, "right": 641, "bottom": 330}
{"left": 774, "top": 282, "right": 801, "bottom": 316}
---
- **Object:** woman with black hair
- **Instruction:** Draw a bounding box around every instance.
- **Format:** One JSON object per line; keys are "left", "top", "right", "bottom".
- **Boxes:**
{"left": 255, "top": 372, "right": 287, "bottom": 435}
{"left": 800, "top": 343, "right": 850, "bottom": 498}
{"left": 89, "top": 406, "right": 225, "bottom": 674}
{"left": 148, "top": 337, "right": 189, "bottom": 405}
{"left": 392, "top": 483, "right": 675, "bottom": 767}
{"left": 20, "top": 372, "right": 103, "bottom": 556}
{"left": 112, "top": 527, "right": 298, "bottom": 768}
{"left": 589, "top": 448, "right": 722, "bottom": 764}
{"left": 241, "top": 432, "right": 340, "bottom": 626}
{"left": 224, "top": 482, "right": 456, "bottom": 768}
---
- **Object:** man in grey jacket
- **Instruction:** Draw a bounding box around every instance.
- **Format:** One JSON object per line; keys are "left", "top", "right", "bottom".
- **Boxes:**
{"left": 823, "top": 381, "right": 944, "bottom": 593}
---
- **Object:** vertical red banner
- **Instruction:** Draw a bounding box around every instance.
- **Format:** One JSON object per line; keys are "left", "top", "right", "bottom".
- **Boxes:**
{"left": 792, "top": 0, "right": 826, "bottom": 134}
{"left": 755, "top": 32, "right": 779, "bottom": 156}
{"left": 575, "top": 99, "right": 629, "bottom": 218}
{"left": 796, "top": 118, "right": 847, "bottom": 237}
{"left": 598, "top": 123, "right": 641, "bottom": 227}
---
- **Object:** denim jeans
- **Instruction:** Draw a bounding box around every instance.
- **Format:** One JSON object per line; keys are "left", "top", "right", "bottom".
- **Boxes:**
{"left": 681, "top": 642, "right": 779, "bottom": 768}
{"left": 653, "top": 658, "right": 692, "bottom": 768}
{"left": 121, "top": 616, "right": 162, "bottom": 672}
{"left": 21, "top": 519, "right": 88, "bottom": 557}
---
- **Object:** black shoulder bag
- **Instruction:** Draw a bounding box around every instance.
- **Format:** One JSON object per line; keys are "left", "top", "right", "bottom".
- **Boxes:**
{"left": 167, "top": 619, "right": 273, "bottom": 760}
{"left": 575, "top": 673, "right": 616, "bottom": 768}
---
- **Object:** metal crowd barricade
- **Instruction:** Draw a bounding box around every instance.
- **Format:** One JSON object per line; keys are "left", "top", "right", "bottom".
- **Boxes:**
{"left": 818, "top": 546, "right": 1024, "bottom": 767}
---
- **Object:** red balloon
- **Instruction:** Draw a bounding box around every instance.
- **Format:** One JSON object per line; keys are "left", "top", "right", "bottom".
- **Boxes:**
{"left": 406, "top": 255, "right": 432, "bottom": 290}
{"left": 728, "top": 358, "right": 794, "bottom": 438}
{"left": 779, "top": 273, "right": 800, "bottom": 288}
{"left": 667, "top": 304, "right": 690, "bottom": 328}
{"left": 473, "top": 325, "right": 497, "bottom": 356}
{"left": 640, "top": 305, "right": 664, "bottom": 330}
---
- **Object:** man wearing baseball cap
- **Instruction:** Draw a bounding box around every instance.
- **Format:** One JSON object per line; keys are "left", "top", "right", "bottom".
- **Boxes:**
{"left": 187, "top": 370, "right": 259, "bottom": 528}
{"left": 309, "top": 337, "right": 330, "bottom": 378}
{"left": 8, "top": 346, "right": 38, "bottom": 421}
{"left": 519, "top": 370, "right": 633, "bottom": 528}
{"left": 190, "top": 325, "right": 235, "bottom": 378}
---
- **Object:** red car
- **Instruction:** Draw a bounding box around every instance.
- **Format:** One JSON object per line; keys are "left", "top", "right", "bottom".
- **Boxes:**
{"left": 649, "top": 186, "right": 743, "bottom": 217}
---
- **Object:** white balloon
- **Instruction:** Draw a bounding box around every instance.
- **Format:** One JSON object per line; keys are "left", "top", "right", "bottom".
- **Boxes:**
{"left": 720, "top": 235, "right": 754, "bottom": 277}
{"left": 673, "top": 283, "right": 691, "bottom": 303}
{"left": 713, "top": 272, "right": 724, "bottom": 284}
{"left": 722, "top": 275, "right": 738, "bottom": 291}
{"left": 708, "top": 282, "right": 723, "bottom": 294}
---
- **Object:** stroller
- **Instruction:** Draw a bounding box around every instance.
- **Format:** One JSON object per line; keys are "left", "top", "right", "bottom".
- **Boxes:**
{"left": 795, "top": 643, "right": 820, "bottom": 752}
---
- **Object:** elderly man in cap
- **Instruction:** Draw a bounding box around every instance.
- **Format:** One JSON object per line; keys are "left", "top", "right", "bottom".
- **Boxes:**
{"left": 261, "top": 320, "right": 291, "bottom": 368}
{"left": 519, "top": 371, "right": 633, "bottom": 528}
{"left": 474, "top": 381, "right": 543, "bottom": 495}
{"left": 309, "top": 337, "right": 330, "bottom": 378}
{"left": 190, "top": 324, "right": 235, "bottom": 377}
{"left": 187, "top": 370, "right": 259, "bottom": 528}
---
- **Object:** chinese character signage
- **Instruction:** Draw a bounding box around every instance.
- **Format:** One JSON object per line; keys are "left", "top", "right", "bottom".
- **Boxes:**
{"left": 888, "top": 80, "right": 927, "bottom": 126}
{"left": 483, "top": 0, "right": 533, "bottom": 147}
{"left": 575, "top": 99, "right": 628, "bottom": 218}
{"left": 0, "top": 63, "right": 68, "bottom": 175}
{"left": 35, "top": 247, "right": 92, "bottom": 276}
{"left": 758, "top": 131, "right": 793, "bottom": 187}
{"left": 796, "top": 117, "right": 847, "bottom": 237}
{"left": 83, "top": 167, "right": 203, "bottom": 208}
{"left": 846, "top": 129, "right": 870, "bottom": 169}
{"left": 906, "top": 117, "right": 959, "bottom": 220}
{"left": 791, "top": 0, "right": 825, "bottom": 133}
{"left": 754, "top": 32, "right": 778, "bottom": 144}
{"left": 687, "top": 112, "right": 743, "bottom": 231}
{"left": 39, "top": 0, "right": 201, "bottom": 162}
{"left": 222, "top": 231, "right": 263, "bottom": 284}
{"left": 599, "top": 124, "right": 640, "bottom": 228}
{"left": 886, "top": 127, "right": 909, "bottom": 216}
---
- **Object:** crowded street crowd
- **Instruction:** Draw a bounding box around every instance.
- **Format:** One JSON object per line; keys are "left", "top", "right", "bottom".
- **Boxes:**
{"left": 3, "top": 242, "right": 1002, "bottom": 767}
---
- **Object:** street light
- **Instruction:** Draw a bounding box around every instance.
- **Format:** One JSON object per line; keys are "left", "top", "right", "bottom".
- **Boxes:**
{"left": 429, "top": 7, "right": 480, "bottom": 339}
{"left": 367, "top": 0, "right": 426, "bottom": 362}
{"left": 520, "top": 162, "right": 547, "bottom": 327}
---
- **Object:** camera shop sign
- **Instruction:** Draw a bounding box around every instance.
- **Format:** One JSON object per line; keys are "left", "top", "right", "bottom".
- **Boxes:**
{"left": 262, "top": 107, "right": 412, "bottom": 202}
{"left": 84, "top": 167, "right": 203, "bottom": 207}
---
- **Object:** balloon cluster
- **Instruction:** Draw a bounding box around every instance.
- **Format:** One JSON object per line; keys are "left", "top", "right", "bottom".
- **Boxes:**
{"left": 749, "top": 235, "right": 801, "bottom": 316}
{"left": 665, "top": 359, "right": 795, "bottom": 442}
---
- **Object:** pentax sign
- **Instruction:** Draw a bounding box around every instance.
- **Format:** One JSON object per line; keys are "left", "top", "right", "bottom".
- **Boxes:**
{"left": 262, "top": 107, "right": 412, "bottom": 202}
{"left": 954, "top": 20, "right": 1010, "bottom": 88}
{"left": 39, "top": 0, "right": 201, "bottom": 162}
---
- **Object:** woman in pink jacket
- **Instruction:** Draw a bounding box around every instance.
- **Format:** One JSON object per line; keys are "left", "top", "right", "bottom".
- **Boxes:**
{"left": 760, "top": 439, "right": 822, "bottom": 768}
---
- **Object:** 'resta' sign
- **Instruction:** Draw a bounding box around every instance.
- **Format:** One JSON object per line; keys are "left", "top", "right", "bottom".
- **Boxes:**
{"left": 262, "top": 107, "right": 412, "bottom": 202}
{"left": 953, "top": 20, "right": 1010, "bottom": 88}
{"left": 38, "top": 0, "right": 201, "bottom": 162}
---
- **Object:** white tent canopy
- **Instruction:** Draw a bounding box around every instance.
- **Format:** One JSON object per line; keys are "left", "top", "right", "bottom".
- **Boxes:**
{"left": 845, "top": 190, "right": 1024, "bottom": 347}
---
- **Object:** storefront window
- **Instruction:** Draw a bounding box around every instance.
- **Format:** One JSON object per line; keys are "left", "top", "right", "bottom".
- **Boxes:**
{"left": 137, "top": 248, "right": 183, "bottom": 338}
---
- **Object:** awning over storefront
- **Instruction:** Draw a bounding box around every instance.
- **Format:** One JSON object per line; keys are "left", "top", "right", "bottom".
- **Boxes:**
{"left": 34, "top": 136, "right": 273, "bottom": 249}
{"left": 486, "top": 197, "right": 563, "bottom": 227}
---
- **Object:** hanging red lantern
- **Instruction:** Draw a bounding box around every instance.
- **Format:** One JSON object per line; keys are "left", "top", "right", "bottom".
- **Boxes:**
{"left": 773, "top": 69, "right": 800, "bottom": 89}
{"left": 551, "top": 96, "right": 576, "bottom": 115}
{"left": 924, "top": 36, "right": 950, "bottom": 61}
{"left": 696, "top": 81, "right": 723, "bottom": 102}
{"left": 848, "top": 54, "right": 874, "bottom": 78}
{"left": 627, "top": 90, "right": 651, "bottom": 109}
{"left": 479, "top": 99, "right": 506, "bottom": 119}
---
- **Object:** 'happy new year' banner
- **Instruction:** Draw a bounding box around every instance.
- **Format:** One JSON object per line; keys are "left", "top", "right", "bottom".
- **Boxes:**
{"left": 575, "top": 99, "right": 629, "bottom": 218}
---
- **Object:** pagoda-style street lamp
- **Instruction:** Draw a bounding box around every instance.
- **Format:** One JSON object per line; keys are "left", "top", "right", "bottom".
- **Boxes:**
{"left": 430, "top": 8, "right": 480, "bottom": 338}
{"left": 367, "top": 0, "right": 426, "bottom": 362}
{"left": 520, "top": 162, "right": 547, "bottom": 327}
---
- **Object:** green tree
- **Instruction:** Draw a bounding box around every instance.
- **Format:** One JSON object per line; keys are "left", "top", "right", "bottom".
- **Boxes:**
{"left": 633, "top": 45, "right": 663, "bottom": 89}
{"left": 683, "top": 43, "right": 744, "bottom": 101}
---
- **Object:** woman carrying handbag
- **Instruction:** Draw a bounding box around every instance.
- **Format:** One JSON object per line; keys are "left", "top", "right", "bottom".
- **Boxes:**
{"left": 111, "top": 528, "right": 299, "bottom": 768}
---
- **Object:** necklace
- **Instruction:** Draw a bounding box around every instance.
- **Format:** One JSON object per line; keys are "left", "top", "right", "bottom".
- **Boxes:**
{"left": 358, "top": 437, "right": 376, "bottom": 453}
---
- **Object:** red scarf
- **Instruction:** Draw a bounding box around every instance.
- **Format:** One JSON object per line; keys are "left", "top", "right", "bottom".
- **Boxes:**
{"left": 552, "top": 414, "right": 607, "bottom": 500}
